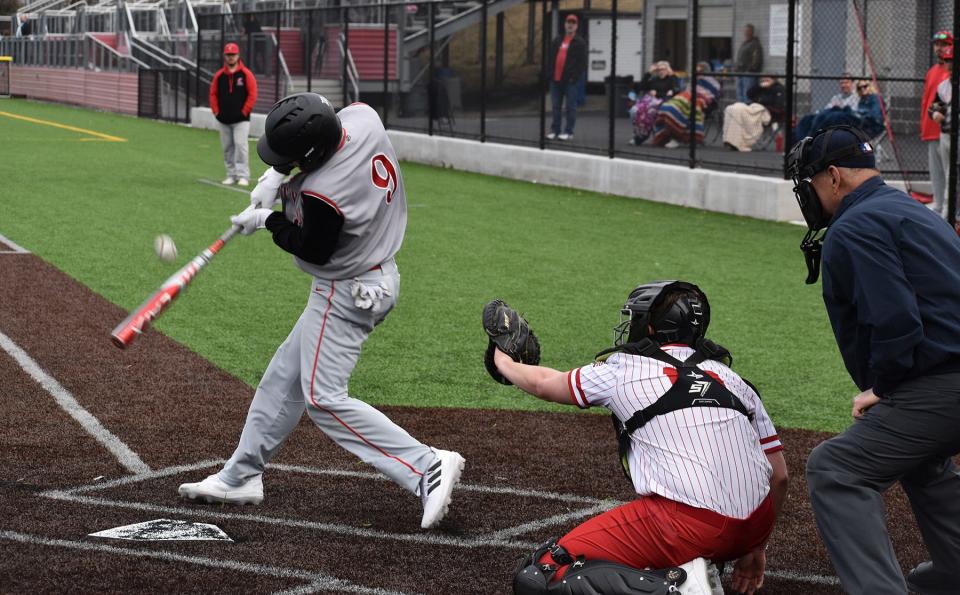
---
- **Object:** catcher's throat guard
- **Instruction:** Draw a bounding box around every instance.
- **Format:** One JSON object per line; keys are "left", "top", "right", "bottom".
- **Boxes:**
{"left": 787, "top": 125, "right": 875, "bottom": 284}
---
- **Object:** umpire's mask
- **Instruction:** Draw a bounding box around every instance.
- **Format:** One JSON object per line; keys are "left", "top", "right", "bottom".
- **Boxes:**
{"left": 786, "top": 125, "right": 876, "bottom": 284}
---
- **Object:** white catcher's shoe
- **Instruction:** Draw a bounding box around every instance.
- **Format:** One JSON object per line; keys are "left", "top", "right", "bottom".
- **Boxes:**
{"left": 178, "top": 474, "right": 263, "bottom": 505}
{"left": 419, "top": 449, "right": 465, "bottom": 529}
{"left": 676, "top": 557, "right": 724, "bottom": 595}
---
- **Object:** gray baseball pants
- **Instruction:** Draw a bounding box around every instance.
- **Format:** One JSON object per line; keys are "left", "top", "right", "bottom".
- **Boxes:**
{"left": 219, "top": 259, "right": 435, "bottom": 494}
{"left": 928, "top": 139, "right": 947, "bottom": 217}
{"left": 806, "top": 372, "right": 960, "bottom": 594}
{"left": 218, "top": 120, "right": 251, "bottom": 181}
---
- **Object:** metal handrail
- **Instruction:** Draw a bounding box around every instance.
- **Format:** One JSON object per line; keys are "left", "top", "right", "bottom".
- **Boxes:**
{"left": 339, "top": 33, "right": 360, "bottom": 104}
{"left": 268, "top": 31, "right": 293, "bottom": 95}
{"left": 86, "top": 33, "right": 149, "bottom": 71}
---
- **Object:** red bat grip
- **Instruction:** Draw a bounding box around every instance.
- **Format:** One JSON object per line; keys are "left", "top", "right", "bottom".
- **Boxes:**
{"left": 110, "top": 223, "right": 241, "bottom": 349}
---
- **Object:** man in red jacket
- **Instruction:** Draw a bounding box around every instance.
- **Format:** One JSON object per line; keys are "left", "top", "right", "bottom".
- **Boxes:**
{"left": 210, "top": 42, "right": 258, "bottom": 186}
{"left": 922, "top": 31, "right": 952, "bottom": 217}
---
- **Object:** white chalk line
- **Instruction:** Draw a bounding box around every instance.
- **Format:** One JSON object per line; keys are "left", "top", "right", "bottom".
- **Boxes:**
{"left": 44, "top": 460, "right": 612, "bottom": 550}
{"left": 484, "top": 502, "right": 619, "bottom": 541}
{"left": 269, "top": 463, "right": 611, "bottom": 505}
{"left": 0, "top": 530, "right": 416, "bottom": 595}
{"left": 0, "top": 232, "right": 30, "bottom": 253}
{"left": 0, "top": 330, "right": 150, "bottom": 474}
{"left": 197, "top": 178, "right": 253, "bottom": 195}
{"left": 761, "top": 569, "right": 841, "bottom": 586}
{"left": 41, "top": 492, "right": 542, "bottom": 551}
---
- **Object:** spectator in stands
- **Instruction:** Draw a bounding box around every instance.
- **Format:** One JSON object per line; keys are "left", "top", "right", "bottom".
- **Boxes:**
{"left": 852, "top": 81, "right": 885, "bottom": 138}
{"left": 628, "top": 61, "right": 680, "bottom": 146}
{"left": 210, "top": 42, "right": 258, "bottom": 187}
{"left": 722, "top": 76, "right": 785, "bottom": 152}
{"left": 735, "top": 24, "right": 763, "bottom": 104}
{"left": 15, "top": 14, "right": 32, "bottom": 37}
{"left": 923, "top": 31, "right": 953, "bottom": 217}
{"left": 930, "top": 43, "right": 957, "bottom": 220}
{"left": 791, "top": 74, "right": 860, "bottom": 142}
{"left": 652, "top": 62, "right": 721, "bottom": 148}
{"left": 547, "top": 14, "right": 587, "bottom": 141}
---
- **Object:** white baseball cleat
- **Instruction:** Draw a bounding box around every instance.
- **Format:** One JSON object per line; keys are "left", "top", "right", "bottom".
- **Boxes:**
{"left": 221, "top": 177, "right": 236, "bottom": 185}
{"left": 676, "top": 557, "right": 723, "bottom": 595}
{"left": 178, "top": 474, "right": 263, "bottom": 505}
{"left": 236, "top": 178, "right": 250, "bottom": 187}
{"left": 419, "top": 449, "right": 465, "bottom": 529}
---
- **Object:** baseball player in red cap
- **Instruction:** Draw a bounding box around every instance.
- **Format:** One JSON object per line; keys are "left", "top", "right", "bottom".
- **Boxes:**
{"left": 922, "top": 31, "right": 953, "bottom": 216}
{"left": 210, "top": 42, "right": 258, "bottom": 186}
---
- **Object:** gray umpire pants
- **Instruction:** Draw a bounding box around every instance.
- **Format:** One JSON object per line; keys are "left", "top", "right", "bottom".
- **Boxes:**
{"left": 218, "top": 120, "right": 250, "bottom": 181}
{"left": 219, "top": 260, "right": 436, "bottom": 495}
{"left": 806, "top": 372, "right": 960, "bottom": 594}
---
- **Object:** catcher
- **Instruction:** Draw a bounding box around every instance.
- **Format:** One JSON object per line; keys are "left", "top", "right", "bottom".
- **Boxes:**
{"left": 482, "top": 282, "right": 788, "bottom": 595}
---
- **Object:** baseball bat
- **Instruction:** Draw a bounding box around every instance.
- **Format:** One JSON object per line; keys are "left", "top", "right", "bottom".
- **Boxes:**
{"left": 110, "top": 207, "right": 252, "bottom": 349}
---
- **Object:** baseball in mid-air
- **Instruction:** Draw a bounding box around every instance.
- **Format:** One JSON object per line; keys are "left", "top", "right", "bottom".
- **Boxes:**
{"left": 154, "top": 234, "right": 177, "bottom": 263}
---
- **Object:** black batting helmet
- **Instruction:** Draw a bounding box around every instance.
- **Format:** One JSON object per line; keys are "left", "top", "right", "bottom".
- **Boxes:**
{"left": 257, "top": 93, "right": 342, "bottom": 173}
{"left": 613, "top": 280, "right": 710, "bottom": 346}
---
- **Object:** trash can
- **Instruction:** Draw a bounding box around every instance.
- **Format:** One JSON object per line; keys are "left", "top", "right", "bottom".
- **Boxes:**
{"left": 605, "top": 75, "right": 634, "bottom": 117}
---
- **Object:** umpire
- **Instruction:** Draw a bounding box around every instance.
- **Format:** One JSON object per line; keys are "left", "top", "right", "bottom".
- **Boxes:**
{"left": 788, "top": 125, "right": 960, "bottom": 594}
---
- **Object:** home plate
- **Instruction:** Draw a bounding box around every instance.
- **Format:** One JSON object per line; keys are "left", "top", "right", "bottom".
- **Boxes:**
{"left": 89, "top": 519, "right": 233, "bottom": 541}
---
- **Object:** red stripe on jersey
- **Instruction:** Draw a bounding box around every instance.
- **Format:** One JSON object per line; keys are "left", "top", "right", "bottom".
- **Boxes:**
{"left": 574, "top": 369, "right": 588, "bottom": 408}
{"left": 566, "top": 371, "right": 579, "bottom": 406}
{"left": 663, "top": 367, "right": 678, "bottom": 385}
{"left": 763, "top": 445, "right": 784, "bottom": 454}
{"left": 337, "top": 127, "right": 348, "bottom": 151}
{"left": 307, "top": 281, "right": 422, "bottom": 477}
{"left": 301, "top": 191, "right": 344, "bottom": 218}
{"left": 704, "top": 370, "right": 726, "bottom": 386}
{"left": 759, "top": 435, "right": 780, "bottom": 445}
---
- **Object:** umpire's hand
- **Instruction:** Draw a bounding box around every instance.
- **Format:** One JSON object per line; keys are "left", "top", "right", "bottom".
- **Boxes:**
{"left": 852, "top": 388, "right": 881, "bottom": 418}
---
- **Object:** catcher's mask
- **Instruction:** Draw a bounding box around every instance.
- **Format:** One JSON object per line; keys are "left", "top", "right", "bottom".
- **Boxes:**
{"left": 613, "top": 281, "right": 710, "bottom": 347}
{"left": 787, "top": 125, "right": 875, "bottom": 284}
{"left": 257, "top": 92, "right": 342, "bottom": 174}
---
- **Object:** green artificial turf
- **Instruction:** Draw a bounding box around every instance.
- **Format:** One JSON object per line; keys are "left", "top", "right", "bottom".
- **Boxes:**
{"left": 0, "top": 99, "right": 858, "bottom": 432}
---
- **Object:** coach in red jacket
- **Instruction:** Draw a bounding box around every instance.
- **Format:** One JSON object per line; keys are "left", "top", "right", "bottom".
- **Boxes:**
{"left": 210, "top": 42, "right": 258, "bottom": 186}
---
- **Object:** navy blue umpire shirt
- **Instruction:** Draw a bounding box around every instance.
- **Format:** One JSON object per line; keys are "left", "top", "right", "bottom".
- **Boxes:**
{"left": 821, "top": 175, "right": 960, "bottom": 396}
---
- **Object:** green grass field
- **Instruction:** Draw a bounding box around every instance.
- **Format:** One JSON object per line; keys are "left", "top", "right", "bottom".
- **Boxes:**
{"left": 0, "top": 99, "right": 857, "bottom": 432}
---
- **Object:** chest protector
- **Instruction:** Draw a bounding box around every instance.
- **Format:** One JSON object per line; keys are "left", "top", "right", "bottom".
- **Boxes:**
{"left": 605, "top": 338, "right": 754, "bottom": 482}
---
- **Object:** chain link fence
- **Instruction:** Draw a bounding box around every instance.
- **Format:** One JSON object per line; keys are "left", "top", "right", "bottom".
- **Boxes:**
{"left": 119, "top": 0, "right": 960, "bottom": 196}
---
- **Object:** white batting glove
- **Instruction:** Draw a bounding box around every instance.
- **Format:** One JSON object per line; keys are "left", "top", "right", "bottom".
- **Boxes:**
{"left": 230, "top": 208, "right": 273, "bottom": 235}
{"left": 249, "top": 167, "right": 286, "bottom": 209}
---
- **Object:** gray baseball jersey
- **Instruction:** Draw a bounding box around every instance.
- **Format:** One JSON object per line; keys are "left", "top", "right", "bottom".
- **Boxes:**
{"left": 280, "top": 103, "right": 407, "bottom": 279}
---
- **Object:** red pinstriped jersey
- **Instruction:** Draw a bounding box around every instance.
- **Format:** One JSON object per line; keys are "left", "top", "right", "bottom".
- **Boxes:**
{"left": 567, "top": 344, "right": 783, "bottom": 519}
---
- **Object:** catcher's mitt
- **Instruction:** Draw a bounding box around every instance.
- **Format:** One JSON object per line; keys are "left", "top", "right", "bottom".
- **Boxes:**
{"left": 482, "top": 300, "right": 541, "bottom": 385}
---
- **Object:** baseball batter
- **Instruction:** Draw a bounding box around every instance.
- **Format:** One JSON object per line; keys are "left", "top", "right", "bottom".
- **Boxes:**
{"left": 179, "top": 93, "right": 465, "bottom": 530}
{"left": 491, "top": 282, "right": 788, "bottom": 595}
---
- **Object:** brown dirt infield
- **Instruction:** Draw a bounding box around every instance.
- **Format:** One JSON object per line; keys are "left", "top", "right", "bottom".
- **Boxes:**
{"left": 0, "top": 253, "right": 931, "bottom": 594}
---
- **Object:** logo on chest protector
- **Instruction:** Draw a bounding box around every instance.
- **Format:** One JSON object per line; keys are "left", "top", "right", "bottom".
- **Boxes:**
{"left": 689, "top": 379, "right": 712, "bottom": 396}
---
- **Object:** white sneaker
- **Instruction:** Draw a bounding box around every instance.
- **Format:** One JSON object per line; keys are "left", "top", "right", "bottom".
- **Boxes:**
{"left": 558, "top": 133, "right": 572, "bottom": 141}
{"left": 664, "top": 139, "right": 681, "bottom": 149}
{"left": 419, "top": 449, "right": 465, "bottom": 529}
{"left": 546, "top": 132, "right": 558, "bottom": 140}
{"left": 236, "top": 178, "right": 249, "bottom": 187}
{"left": 178, "top": 474, "right": 263, "bottom": 505}
{"left": 676, "top": 558, "right": 723, "bottom": 595}
{"left": 221, "top": 177, "right": 236, "bottom": 185}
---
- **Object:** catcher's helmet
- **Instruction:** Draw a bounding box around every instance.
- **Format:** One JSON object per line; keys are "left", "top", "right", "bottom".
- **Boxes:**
{"left": 613, "top": 281, "right": 710, "bottom": 346}
{"left": 257, "top": 92, "right": 342, "bottom": 173}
